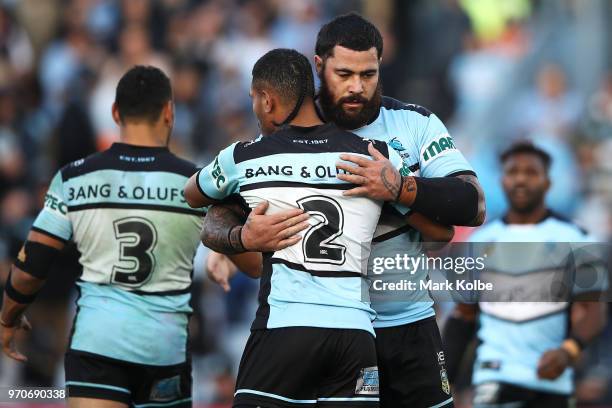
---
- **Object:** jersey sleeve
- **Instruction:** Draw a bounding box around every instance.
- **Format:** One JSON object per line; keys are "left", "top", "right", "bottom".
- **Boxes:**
{"left": 417, "top": 114, "right": 475, "bottom": 178}
{"left": 32, "top": 171, "right": 72, "bottom": 241}
{"left": 196, "top": 143, "right": 240, "bottom": 201}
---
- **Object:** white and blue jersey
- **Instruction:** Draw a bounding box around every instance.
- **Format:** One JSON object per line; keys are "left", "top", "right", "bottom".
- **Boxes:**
{"left": 468, "top": 212, "right": 606, "bottom": 395}
{"left": 196, "top": 123, "right": 405, "bottom": 336}
{"left": 32, "top": 143, "right": 204, "bottom": 366}
{"left": 350, "top": 97, "right": 475, "bottom": 328}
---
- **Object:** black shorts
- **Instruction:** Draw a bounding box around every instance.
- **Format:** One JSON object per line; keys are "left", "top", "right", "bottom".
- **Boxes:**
{"left": 65, "top": 350, "right": 192, "bottom": 407}
{"left": 473, "top": 382, "right": 573, "bottom": 408}
{"left": 374, "top": 317, "right": 454, "bottom": 408}
{"left": 233, "top": 327, "right": 379, "bottom": 408}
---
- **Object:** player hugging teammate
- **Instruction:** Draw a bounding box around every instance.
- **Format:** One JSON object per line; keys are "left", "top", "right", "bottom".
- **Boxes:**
{"left": 198, "top": 13, "right": 485, "bottom": 408}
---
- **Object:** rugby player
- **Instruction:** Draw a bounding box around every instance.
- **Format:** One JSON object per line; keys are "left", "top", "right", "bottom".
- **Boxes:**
{"left": 0, "top": 66, "right": 203, "bottom": 408}
{"left": 203, "top": 13, "right": 484, "bottom": 408}
{"left": 185, "top": 48, "right": 454, "bottom": 408}
{"left": 443, "top": 141, "right": 608, "bottom": 408}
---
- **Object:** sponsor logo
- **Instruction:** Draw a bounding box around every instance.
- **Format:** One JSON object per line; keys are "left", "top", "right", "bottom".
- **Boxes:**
{"left": 210, "top": 156, "right": 226, "bottom": 190}
{"left": 70, "top": 158, "right": 85, "bottom": 167}
{"left": 149, "top": 375, "right": 181, "bottom": 402}
{"left": 421, "top": 134, "right": 456, "bottom": 162}
{"left": 437, "top": 351, "right": 446, "bottom": 366}
{"left": 44, "top": 193, "right": 68, "bottom": 215}
{"left": 355, "top": 366, "right": 379, "bottom": 395}
{"left": 242, "top": 138, "right": 261, "bottom": 147}
{"left": 440, "top": 368, "right": 450, "bottom": 395}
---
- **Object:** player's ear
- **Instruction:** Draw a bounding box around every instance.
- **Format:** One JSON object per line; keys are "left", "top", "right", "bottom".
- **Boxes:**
{"left": 111, "top": 103, "right": 121, "bottom": 126}
{"left": 544, "top": 175, "right": 551, "bottom": 192}
{"left": 314, "top": 55, "right": 323, "bottom": 75}
{"left": 262, "top": 90, "right": 273, "bottom": 114}
{"left": 163, "top": 100, "right": 174, "bottom": 128}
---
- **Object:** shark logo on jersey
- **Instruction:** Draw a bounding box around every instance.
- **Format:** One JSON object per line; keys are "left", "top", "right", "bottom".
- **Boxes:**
{"left": 388, "top": 137, "right": 412, "bottom": 176}
{"left": 388, "top": 137, "right": 406, "bottom": 153}
{"left": 421, "top": 134, "right": 457, "bottom": 162}
{"left": 210, "top": 156, "right": 227, "bottom": 190}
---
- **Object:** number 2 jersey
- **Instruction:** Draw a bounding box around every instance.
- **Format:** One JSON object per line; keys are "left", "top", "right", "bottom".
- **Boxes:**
{"left": 196, "top": 123, "right": 405, "bottom": 335}
{"left": 32, "top": 143, "right": 204, "bottom": 366}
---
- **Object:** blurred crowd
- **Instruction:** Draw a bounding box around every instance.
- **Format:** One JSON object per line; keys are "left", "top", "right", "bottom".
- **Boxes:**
{"left": 0, "top": 0, "right": 610, "bottom": 406}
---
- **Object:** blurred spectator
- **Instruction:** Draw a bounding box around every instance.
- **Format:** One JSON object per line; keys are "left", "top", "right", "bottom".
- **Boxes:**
{"left": 89, "top": 22, "right": 169, "bottom": 148}
{"left": 450, "top": 33, "right": 516, "bottom": 120}
{"left": 271, "top": 0, "right": 322, "bottom": 58}
{"left": 584, "top": 72, "right": 612, "bottom": 140}
{"left": 0, "top": 5, "right": 34, "bottom": 76}
{"left": 511, "top": 63, "right": 582, "bottom": 141}
{"left": 0, "top": 84, "right": 27, "bottom": 198}
{"left": 171, "top": 58, "right": 203, "bottom": 157}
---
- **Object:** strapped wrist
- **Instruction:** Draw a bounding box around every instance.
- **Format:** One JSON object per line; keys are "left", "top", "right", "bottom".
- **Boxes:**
{"left": 5, "top": 270, "right": 38, "bottom": 304}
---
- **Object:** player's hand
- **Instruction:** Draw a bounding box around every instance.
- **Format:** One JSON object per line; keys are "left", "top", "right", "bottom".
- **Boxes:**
{"left": 241, "top": 201, "right": 310, "bottom": 252}
{"left": 537, "top": 348, "right": 571, "bottom": 380}
{"left": 336, "top": 143, "right": 401, "bottom": 201}
{"left": 1, "top": 315, "right": 31, "bottom": 362}
{"left": 206, "top": 251, "right": 237, "bottom": 292}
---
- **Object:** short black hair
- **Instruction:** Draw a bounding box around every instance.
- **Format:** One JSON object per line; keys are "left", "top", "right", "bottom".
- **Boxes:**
{"left": 500, "top": 141, "right": 552, "bottom": 170}
{"left": 316, "top": 12, "right": 383, "bottom": 59}
{"left": 252, "top": 48, "right": 315, "bottom": 108}
{"left": 115, "top": 65, "right": 172, "bottom": 123}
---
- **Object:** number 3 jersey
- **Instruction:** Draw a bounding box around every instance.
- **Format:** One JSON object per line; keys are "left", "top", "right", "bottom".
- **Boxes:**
{"left": 196, "top": 123, "right": 405, "bottom": 335}
{"left": 32, "top": 143, "right": 204, "bottom": 365}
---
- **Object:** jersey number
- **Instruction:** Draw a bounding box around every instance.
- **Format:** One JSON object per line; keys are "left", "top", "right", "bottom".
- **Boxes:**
{"left": 296, "top": 196, "right": 346, "bottom": 265}
{"left": 112, "top": 217, "right": 157, "bottom": 286}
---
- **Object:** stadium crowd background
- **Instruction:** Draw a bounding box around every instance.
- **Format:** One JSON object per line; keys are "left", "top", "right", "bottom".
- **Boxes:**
{"left": 0, "top": 0, "right": 610, "bottom": 407}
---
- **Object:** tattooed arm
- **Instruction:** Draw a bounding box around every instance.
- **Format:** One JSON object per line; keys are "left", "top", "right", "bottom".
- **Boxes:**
{"left": 201, "top": 203, "right": 248, "bottom": 254}
{"left": 336, "top": 144, "right": 485, "bottom": 226}
{"left": 201, "top": 201, "right": 310, "bottom": 254}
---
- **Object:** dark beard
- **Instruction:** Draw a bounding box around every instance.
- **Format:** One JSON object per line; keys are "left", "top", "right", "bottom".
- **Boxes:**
{"left": 509, "top": 188, "right": 546, "bottom": 215}
{"left": 318, "top": 74, "right": 382, "bottom": 130}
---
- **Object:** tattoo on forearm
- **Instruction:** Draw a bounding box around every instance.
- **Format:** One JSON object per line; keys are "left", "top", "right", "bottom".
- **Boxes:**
{"left": 381, "top": 165, "right": 400, "bottom": 199}
{"left": 201, "top": 205, "right": 247, "bottom": 254}
{"left": 456, "top": 175, "right": 486, "bottom": 226}
{"left": 228, "top": 226, "right": 246, "bottom": 253}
